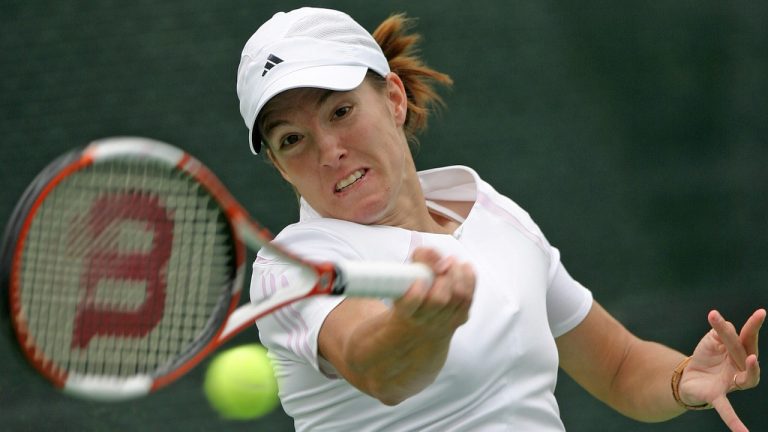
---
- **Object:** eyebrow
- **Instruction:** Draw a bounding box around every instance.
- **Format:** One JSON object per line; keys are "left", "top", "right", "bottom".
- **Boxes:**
{"left": 260, "top": 89, "right": 337, "bottom": 139}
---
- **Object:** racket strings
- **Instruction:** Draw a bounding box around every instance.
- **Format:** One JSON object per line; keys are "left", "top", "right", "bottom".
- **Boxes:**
{"left": 18, "top": 159, "right": 236, "bottom": 378}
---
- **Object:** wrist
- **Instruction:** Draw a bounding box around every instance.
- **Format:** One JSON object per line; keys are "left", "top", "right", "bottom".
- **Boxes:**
{"left": 670, "top": 356, "right": 712, "bottom": 410}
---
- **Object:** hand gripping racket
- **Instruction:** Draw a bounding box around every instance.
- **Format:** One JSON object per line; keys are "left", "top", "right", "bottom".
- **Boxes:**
{"left": 1, "top": 137, "right": 432, "bottom": 401}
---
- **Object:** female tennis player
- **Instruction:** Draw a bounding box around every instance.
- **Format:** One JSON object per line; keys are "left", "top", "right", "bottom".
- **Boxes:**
{"left": 236, "top": 7, "right": 764, "bottom": 431}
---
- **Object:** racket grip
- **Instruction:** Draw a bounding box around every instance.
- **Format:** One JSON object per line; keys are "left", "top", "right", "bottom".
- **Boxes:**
{"left": 335, "top": 261, "right": 434, "bottom": 298}
{"left": 64, "top": 374, "right": 152, "bottom": 401}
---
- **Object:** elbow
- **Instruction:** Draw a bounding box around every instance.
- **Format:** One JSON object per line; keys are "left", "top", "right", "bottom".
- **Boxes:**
{"left": 362, "top": 374, "right": 437, "bottom": 406}
{"left": 367, "top": 383, "right": 413, "bottom": 406}
{"left": 343, "top": 352, "right": 413, "bottom": 405}
{"left": 377, "top": 394, "right": 408, "bottom": 407}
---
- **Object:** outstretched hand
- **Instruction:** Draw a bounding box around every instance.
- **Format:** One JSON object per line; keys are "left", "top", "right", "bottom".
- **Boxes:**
{"left": 679, "top": 308, "right": 766, "bottom": 432}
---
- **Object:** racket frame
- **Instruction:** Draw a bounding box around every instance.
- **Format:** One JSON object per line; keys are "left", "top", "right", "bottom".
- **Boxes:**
{"left": 3, "top": 137, "right": 430, "bottom": 400}
{"left": 3, "top": 137, "right": 338, "bottom": 399}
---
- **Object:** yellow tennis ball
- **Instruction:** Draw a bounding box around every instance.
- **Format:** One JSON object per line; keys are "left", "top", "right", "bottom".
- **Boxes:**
{"left": 203, "top": 344, "right": 279, "bottom": 420}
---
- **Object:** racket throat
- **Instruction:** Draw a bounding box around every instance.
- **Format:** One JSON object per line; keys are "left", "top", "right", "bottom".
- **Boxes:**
{"left": 320, "top": 264, "right": 346, "bottom": 295}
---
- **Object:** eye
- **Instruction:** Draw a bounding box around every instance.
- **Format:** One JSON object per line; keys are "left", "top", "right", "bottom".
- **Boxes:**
{"left": 333, "top": 105, "right": 351, "bottom": 119}
{"left": 279, "top": 134, "right": 302, "bottom": 149}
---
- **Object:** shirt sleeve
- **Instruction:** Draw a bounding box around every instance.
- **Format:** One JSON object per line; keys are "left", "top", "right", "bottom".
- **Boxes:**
{"left": 249, "top": 224, "right": 361, "bottom": 375}
{"left": 545, "top": 249, "right": 593, "bottom": 338}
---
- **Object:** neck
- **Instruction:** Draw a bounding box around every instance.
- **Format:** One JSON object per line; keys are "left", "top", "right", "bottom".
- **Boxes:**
{"left": 382, "top": 150, "right": 462, "bottom": 234}
{"left": 377, "top": 177, "right": 458, "bottom": 235}
{"left": 429, "top": 210, "right": 461, "bottom": 234}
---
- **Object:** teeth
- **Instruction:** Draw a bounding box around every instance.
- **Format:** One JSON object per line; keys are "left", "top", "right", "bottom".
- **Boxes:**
{"left": 336, "top": 170, "right": 365, "bottom": 191}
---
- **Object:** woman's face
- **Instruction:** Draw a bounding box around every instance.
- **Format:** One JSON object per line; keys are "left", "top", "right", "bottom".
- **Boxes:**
{"left": 259, "top": 73, "right": 421, "bottom": 226}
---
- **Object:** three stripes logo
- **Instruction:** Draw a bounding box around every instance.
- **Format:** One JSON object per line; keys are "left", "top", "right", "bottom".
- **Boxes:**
{"left": 262, "top": 54, "right": 284, "bottom": 76}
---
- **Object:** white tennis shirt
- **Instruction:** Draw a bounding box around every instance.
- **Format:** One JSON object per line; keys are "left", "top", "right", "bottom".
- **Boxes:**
{"left": 250, "top": 165, "right": 593, "bottom": 431}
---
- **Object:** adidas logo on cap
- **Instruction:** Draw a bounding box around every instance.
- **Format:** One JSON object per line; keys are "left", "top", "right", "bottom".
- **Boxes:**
{"left": 262, "top": 54, "right": 284, "bottom": 76}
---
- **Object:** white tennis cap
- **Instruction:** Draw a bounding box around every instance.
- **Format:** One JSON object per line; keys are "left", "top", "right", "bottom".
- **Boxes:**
{"left": 236, "top": 7, "right": 391, "bottom": 154}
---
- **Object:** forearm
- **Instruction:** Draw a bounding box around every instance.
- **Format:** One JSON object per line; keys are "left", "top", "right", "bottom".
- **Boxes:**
{"left": 558, "top": 302, "right": 689, "bottom": 422}
{"left": 608, "top": 339, "right": 688, "bottom": 422}
{"left": 341, "top": 309, "right": 455, "bottom": 405}
{"left": 318, "top": 296, "right": 467, "bottom": 405}
{"left": 319, "top": 251, "right": 474, "bottom": 405}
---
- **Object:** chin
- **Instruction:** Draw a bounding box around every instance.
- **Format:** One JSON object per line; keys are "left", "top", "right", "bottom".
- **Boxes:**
{"left": 336, "top": 204, "right": 388, "bottom": 226}
{"left": 312, "top": 192, "right": 390, "bottom": 224}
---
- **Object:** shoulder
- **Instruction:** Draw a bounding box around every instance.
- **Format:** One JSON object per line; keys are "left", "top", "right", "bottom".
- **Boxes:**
{"left": 476, "top": 180, "right": 539, "bottom": 232}
{"left": 448, "top": 166, "right": 553, "bottom": 254}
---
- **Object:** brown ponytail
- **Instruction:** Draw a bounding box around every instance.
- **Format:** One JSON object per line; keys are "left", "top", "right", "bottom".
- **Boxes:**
{"left": 372, "top": 14, "right": 453, "bottom": 146}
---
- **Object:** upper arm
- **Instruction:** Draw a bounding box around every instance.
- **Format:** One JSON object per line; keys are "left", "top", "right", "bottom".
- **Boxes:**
{"left": 556, "top": 300, "right": 639, "bottom": 404}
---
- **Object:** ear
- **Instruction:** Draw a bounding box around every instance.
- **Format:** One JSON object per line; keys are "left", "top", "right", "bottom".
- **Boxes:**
{"left": 266, "top": 148, "right": 292, "bottom": 183}
{"left": 385, "top": 73, "right": 408, "bottom": 127}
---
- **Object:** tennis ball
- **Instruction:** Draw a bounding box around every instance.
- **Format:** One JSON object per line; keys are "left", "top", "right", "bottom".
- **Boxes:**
{"left": 203, "top": 344, "right": 279, "bottom": 420}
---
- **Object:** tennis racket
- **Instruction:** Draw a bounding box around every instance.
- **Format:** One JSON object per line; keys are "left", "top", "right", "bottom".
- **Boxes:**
{"left": 1, "top": 136, "right": 432, "bottom": 401}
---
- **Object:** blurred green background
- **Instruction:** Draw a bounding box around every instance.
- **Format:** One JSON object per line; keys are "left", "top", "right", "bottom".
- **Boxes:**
{"left": 2, "top": 1, "right": 766, "bottom": 431}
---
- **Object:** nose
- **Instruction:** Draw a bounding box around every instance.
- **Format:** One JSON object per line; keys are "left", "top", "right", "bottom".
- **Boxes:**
{"left": 317, "top": 133, "right": 346, "bottom": 168}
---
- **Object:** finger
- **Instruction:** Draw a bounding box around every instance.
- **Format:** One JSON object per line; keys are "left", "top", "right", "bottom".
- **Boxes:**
{"left": 410, "top": 247, "right": 444, "bottom": 269}
{"left": 441, "top": 262, "right": 475, "bottom": 310}
{"left": 739, "top": 309, "right": 766, "bottom": 357}
{"left": 709, "top": 310, "right": 748, "bottom": 368}
{"left": 423, "top": 269, "right": 456, "bottom": 310}
{"left": 444, "top": 262, "right": 475, "bottom": 308}
{"left": 393, "top": 278, "right": 431, "bottom": 318}
{"left": 401, "top": 268, "right": 458, "bottom": 323}
{"left": 419, "top": 260, "right": 474, "bottom": 324}
{"left": 710, "top": 395, "right": 749, "bottom": 432}
{"left": 411, "top": 248, "right": 455, "bottom": 280}
{"left": 734, "top": 354, "right": 761, "bottom": 391}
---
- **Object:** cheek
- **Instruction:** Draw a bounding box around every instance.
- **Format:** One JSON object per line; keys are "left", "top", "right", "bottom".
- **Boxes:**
{"left": 353, "top": 114, "right": 399, "bottom": 149}
{"left": 272, "top": 154, "right": 311, "bottom": 188}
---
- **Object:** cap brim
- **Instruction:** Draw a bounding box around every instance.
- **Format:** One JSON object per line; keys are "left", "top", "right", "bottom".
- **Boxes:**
{"left": 248, "top": 64, "right": 370, "bottom": 154}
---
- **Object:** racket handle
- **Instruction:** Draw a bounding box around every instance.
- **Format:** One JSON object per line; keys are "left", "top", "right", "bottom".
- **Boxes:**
{"left": 335, "top": 261, "right": 434, "bottom": 297}
{"left": 64, "top": 373, "right": 152, "bottom": 401}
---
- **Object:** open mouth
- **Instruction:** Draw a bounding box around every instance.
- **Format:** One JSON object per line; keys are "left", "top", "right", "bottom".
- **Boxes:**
{"left": 335, "top": 169, "right": 367, "bottom": 192}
